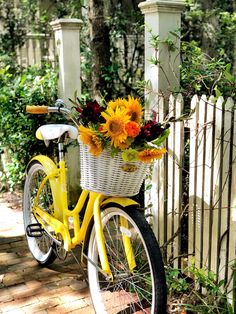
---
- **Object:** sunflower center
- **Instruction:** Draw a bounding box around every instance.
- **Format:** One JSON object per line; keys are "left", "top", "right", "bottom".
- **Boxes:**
{"left": 130, "top": 111, "right": 137, "bottom": 121}
{"left": 108, "top": 120, "right": 123, "bottom": 135}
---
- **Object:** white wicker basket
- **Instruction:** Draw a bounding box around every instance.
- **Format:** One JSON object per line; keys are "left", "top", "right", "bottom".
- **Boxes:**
{"left": 79, "top": 143, "right": 149, "bottom": 196}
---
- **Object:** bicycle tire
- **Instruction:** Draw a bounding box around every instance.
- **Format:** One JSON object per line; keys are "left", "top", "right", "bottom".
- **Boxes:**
{"left": 23, "top": 161, "right": 57, "bottom": 266}
{"left": 87, "top": 206, "right": 167, "bottom": 314}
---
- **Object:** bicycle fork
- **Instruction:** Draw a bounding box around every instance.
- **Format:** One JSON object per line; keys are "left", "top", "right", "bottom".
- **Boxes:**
{"left": 92, "top": 193, "right": 137, "bottom": 279}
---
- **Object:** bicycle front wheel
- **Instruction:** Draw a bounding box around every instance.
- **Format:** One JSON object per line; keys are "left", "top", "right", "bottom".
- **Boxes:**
{"left": 23, "top": 161, "right": 57, "bottom": 266}
{"left": 87, "top": 206, "right": 167, "bottom": 314}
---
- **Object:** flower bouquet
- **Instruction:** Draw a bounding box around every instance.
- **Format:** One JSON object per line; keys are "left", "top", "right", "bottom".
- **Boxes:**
{"left": 73, "top": 96, "right": 170, "bottom": 196}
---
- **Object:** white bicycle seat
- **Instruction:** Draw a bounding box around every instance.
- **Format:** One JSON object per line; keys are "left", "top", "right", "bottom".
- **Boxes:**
{"left": 36, "top": 124, "right": 78, "bottom": 146}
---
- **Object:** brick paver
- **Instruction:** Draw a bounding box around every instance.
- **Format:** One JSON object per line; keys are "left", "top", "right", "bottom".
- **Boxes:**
{"left": 0, "top": 193, "right": 95, "bottom": 314}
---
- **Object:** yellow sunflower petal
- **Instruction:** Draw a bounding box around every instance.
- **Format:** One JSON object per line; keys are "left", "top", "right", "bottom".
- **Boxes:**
{"left": 79, "top": 125, "right": 103, "bottom": 156}
{"left": 125, "top": 96, "right": 143, "bottom": 123}
{"left": 107, "top": 98, "right": 127, "bottom": 111}
{"left": 101, "top": 106, "right": 130, "bottom": 148}
{"left": 138, "top": 148, "right": 167, "bottom": 163}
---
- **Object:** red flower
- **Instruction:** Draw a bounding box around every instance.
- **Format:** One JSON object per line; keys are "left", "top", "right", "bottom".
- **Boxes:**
{"left": 80, "top": 100, "right": 104, "bottom": 125}
{"left": 125, "top": 121, "right": 140, "bottom": 138}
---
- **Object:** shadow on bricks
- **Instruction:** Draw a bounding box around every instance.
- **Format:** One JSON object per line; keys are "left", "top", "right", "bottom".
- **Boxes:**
{"left": 0, "top": 192, "right": 95, "bottom": 314}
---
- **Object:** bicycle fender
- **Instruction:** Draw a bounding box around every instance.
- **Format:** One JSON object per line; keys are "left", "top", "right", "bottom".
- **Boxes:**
{"left": 28, "top": 155, "right": 58, "bottom": 174}
{"left": 101, "top": 197, "right": 139, "bottom": 209}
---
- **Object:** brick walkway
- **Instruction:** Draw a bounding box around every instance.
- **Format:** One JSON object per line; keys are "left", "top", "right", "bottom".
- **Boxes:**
{"left": 0, "top": 193, "right": 95, "bottom": 314}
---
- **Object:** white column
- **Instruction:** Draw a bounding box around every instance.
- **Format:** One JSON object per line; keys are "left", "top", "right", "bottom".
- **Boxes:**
{"left": 139, "top": 0, "right": 185, "bottom": 109}
{"left": 51, "top": 19, "right": 83, "bottom": 203}
{"left": 139, "top": 1, "right": 185, "bottom": 245}
{"left": 50, "top": 19, "right": 83, "bottom": 106}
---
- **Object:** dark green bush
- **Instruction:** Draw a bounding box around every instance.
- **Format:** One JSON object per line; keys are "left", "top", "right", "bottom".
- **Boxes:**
{"left": 0, "top": 60, "right": 58, "bottom": 190}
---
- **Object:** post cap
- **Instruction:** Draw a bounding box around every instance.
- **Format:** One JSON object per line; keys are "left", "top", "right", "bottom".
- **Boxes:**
{"left": 139, "top": 0, "right": 185, "bottom": 14}
{"left": 50, "top": 18, "right": 83, "bottom": 31}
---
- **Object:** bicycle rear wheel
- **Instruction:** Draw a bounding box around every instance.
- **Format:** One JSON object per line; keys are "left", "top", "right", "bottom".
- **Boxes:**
{"left": 87, "top": 206, "right": 167, "bottom": 314}
{"left": 23, "top": 161, "right": 57, "bottom": 266}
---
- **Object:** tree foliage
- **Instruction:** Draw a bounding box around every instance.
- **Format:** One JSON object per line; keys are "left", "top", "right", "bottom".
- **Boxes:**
{"left": 0, "top": 1, "right": 27, "bottom": 55}
{"left": 182, "top": 0, "right": 236, "bottom": 70}
{"left": 180, "top": 0, "right": 236, "bottom": 98}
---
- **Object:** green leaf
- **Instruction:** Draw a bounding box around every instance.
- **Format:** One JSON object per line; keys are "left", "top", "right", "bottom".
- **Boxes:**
{"left": 152, "top": 129, "right": 170, "bottom": 146}
{"left": 145, "top": 183, "right": 152, "bottom": 190}
{"left": 214, "top": 85, "right": 222, "bottom": 98}
{"left": 224, "top": 69, "right": 234, "bottom": 82}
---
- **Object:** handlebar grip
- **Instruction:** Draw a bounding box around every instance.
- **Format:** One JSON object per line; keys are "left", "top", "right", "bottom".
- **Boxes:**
{"left": 26, "top": 105, "right": 49, "bottom": 114}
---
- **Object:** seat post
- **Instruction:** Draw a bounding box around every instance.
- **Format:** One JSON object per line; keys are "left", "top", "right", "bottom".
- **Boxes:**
{"left": 58, "top": 142, "right": 65, "bottom": 162}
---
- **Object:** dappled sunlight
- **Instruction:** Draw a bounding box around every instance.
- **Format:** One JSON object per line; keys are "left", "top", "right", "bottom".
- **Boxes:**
{"left": 0, "top": 193, "right": 24, "bottom": 238}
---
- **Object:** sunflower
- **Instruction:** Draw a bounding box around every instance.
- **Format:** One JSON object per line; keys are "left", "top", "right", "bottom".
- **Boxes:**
{"left": 101, "top": 107, "right": 130, "bottom": 148}
{"left": 138, "top": 148, "right": 167, "bottom": 163}
{"left": 107, "top": 98, "right": 127, "bottom": 111}
{"left": 79, "top": 125, "right": 103, "bottom": 156}
{"left": 125, "top": 96, "right": 143, "bottom": 123}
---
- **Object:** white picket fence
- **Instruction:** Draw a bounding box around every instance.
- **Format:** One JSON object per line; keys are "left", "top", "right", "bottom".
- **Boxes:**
{"left": 149, "top": 93, "right": 236, "bottom": 294}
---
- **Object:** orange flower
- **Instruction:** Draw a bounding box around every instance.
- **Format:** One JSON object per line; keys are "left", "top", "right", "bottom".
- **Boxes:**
{"left": 138, "top": 148, "right": 167, "bottom": 163}
{"left": 125, "top": 121, "right": 140, "bottom": 138}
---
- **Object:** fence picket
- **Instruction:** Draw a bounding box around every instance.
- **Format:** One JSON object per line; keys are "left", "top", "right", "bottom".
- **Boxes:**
{"left": 228, "top": 98, "right": 236, "bottom": 301}
{"left": 194, "top": 95, "right": 208, "bottom": 269}
{"left": 219, "top": 97, "right": 234, "bottom": 284}
{"left": 188, "top": 95, "right": 199, "bottom": 265}
{"left": 167, "top": 94, "right": 176, "bottom": 262}
{"left": 211, "top": 97, "right": 224, "bottom": 276}
{"left": 148, "top": 96, "right": 165, "bottom": 244}
{"left": 206, "top": 96, "right": 215, "bottom": 271}
{"left": 173, "top": 94, "right": 184, "bottom": 268}
{"left": 156, "top": 96, "right": 167, "bottom": 247}
{"left": 201, "top": 96, "right": 214, "bottom": 269}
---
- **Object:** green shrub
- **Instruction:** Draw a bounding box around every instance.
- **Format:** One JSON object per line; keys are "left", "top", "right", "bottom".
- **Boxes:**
{"left": 166, "top": 264, "right": 234, "bottom": 313}
{"left": 0, "top": 60, "right": 58, "bottom": 190}
{"left": 180, "top": 40, "right": 236, "bottom": 99}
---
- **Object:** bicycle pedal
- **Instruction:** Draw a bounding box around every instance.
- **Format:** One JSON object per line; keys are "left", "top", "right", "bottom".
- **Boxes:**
{"left": 26, "top": 223, "right": 44, "bottom": 237}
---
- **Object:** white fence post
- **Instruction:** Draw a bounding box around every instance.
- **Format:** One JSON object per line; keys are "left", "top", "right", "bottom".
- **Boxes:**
{"left": 139, "top": 1, "right": 185, "bottom": 256}
{"left": 50, "top": 18, "right": 83, "bottom": 106}
{"left": 139, "top": 0, "right": 185, "bottom": 110}
{"left": 51, "top": 19, "right": 83, "bottom": 202}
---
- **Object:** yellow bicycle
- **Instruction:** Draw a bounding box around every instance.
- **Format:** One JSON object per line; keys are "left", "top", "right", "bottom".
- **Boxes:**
{"left": 23, "top": 100, "right": 167, "bottom": 314}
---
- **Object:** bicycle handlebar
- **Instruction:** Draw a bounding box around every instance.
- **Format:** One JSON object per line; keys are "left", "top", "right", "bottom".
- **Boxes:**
{"left": 26, "top": 99, "right": 78, "bottom": 126}
{"left": 26, "top": 99, "right": 71, "bottom": 115}
{"left": 26, "top": 105, "right": 49, "bottom": 114}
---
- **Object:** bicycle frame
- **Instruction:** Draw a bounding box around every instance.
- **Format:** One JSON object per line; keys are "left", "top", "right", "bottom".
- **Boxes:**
{"left": 30, "top": 154, "right": 139, "bottom": 277}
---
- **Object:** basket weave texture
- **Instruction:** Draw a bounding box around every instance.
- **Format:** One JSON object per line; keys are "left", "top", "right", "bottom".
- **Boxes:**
{"left": 79, "top": 143, "right": 149, "bottom": 196}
